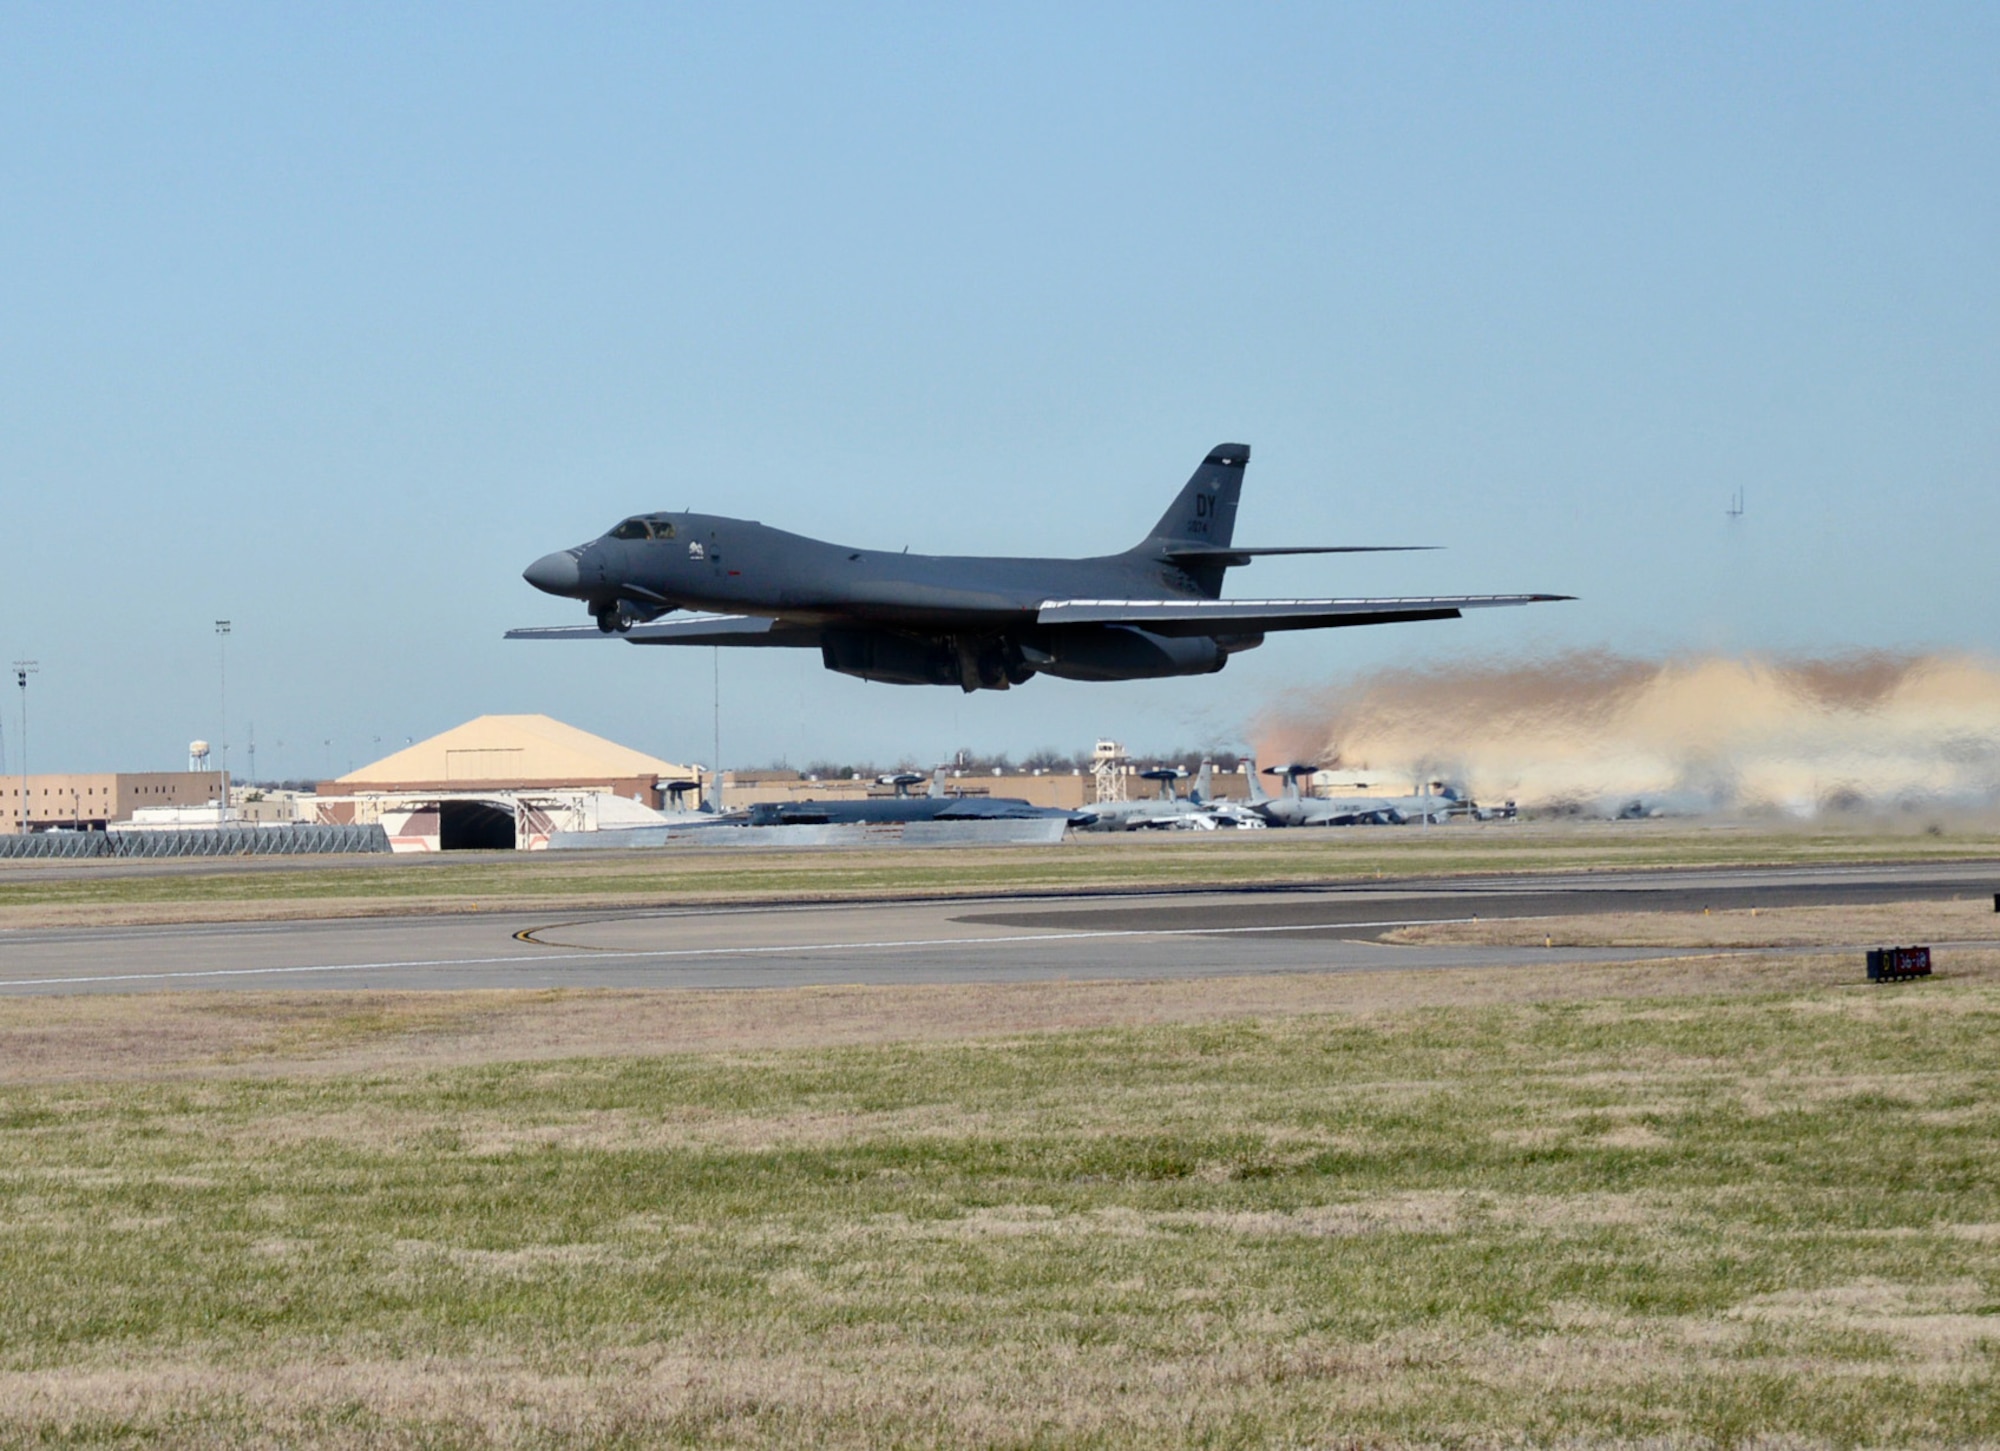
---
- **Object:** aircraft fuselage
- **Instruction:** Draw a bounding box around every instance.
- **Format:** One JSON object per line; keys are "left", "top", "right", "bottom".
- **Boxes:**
{"left": 532, "top": 514, "right": 1202, "bottom": 631}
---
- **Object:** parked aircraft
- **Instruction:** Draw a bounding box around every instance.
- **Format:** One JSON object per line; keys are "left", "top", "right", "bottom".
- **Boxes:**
{"left": 1249, "top": 764, "right": 1404, "bottom": 826}
{"left": 1074, "top": 767, "right": 1221, "bottom": 831}
{"left": 744, "top": 769, "right": 1075, "bottom": 826}
{"left": 659, "top": 778, "right": 733, "bottom": 824}
{"left": 1245, "top": 763, "right": 1465, "bottom": 826}
{"left": 1185, "top": 760, "right": 1267, "bottom": 828}
{"left": 510, "top": 444, "right": 1569, "bottom": 691}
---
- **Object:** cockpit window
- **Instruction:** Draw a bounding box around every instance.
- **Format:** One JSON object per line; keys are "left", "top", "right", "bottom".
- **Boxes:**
{"left": 611, "top": 518, "right": 650, "bottom": 541}
{"left": 652, "top": 520, "right": 676, "bottom": 540}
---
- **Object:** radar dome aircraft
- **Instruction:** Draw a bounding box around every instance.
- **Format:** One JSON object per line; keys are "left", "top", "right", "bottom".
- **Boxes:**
{"left": 1248, "top": 762, "right": 1448, "bottom": 827}
{"left": 510, "top": 444, "right": 1569, "bottom": 691}
{"left": 1075, "top": 761, "right": 1265, "bottom": 831}
{"left": 1073, "top": 766, "right": 1215, "bottom": 832}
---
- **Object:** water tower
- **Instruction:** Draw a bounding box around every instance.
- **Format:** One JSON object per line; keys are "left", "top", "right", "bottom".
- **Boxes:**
{"left": 189, "top": 740, "right": 210, "bottom": 773}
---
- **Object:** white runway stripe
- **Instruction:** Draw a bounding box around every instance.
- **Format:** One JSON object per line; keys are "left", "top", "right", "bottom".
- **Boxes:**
{"left": 0, "top": 917, "right": 1473, "bottom": 989}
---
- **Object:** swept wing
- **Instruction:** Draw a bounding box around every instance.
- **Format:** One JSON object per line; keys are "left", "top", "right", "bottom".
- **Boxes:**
{"left": 505, "top": 614, "right": 820, "bottom": 647}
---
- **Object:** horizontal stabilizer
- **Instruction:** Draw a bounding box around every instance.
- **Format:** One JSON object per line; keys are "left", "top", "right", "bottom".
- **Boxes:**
{"left": 1161, "top": 544, "right": 1437, "bottom": 567}
{"left": 1036, "top": 594, "right": 1572, "bottom": 636}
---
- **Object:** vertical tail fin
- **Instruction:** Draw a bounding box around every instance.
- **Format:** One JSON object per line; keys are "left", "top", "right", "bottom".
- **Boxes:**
{"left": 1244, "top": 757, "right": 1269, "bottom": 805}
{"left": 1131, "top": 444, "right": 1248, "bottom": 597}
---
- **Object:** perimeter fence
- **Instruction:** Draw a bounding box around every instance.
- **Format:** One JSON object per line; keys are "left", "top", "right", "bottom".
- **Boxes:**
{"left": 0, "top": 824, "right": 390, "bottom": 859}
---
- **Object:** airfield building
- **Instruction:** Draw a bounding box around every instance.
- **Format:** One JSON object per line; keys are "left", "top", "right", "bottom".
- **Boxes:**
{"left": 305, "top": 714, "right": 700, "bottom": 851}
{"left": 3, "top": 772, "right": 229, "bottom": 834}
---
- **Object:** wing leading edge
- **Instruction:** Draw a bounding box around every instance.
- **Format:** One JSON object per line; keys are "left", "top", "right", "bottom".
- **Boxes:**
{"left": 1037, "top": 594, "right": 1573, "bottom": 635}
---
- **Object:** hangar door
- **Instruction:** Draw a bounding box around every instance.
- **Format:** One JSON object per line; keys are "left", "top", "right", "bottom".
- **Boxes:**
{"left": 437, "top": 799, "right": 516, "bottom": 851}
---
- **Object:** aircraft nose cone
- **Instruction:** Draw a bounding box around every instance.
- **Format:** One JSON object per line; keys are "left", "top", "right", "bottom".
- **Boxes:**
{"left": 523, "top": 550, "right": 581, "bottom": 595}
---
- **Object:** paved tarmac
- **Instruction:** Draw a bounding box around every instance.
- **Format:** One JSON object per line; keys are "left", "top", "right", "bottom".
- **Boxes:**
{"left": 1, "top": 860, "right": 1993, "bottom": 996}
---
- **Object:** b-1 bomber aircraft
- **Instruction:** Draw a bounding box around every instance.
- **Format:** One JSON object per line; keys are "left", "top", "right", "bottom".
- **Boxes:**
{"left": 510, "top": 444, "right": 1569, "bottom": 692}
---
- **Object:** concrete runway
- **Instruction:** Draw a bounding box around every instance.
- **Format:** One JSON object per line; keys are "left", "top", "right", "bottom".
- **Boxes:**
{"left": 1, "top": 860, "right": 1994, "bottom": 996}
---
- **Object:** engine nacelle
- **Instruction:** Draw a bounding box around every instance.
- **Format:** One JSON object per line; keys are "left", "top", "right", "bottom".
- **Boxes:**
{"left": 822, "top": 626, "right": 1244, "bottom": 689}
{"left": 822, "top": 630, "right": 1038, "bottom": 691}
{"left": 820, "top": 630, "right": 960, "bottom": 687}
{"left": 1025, "top": 626, "right": 1236, "bottom": 682}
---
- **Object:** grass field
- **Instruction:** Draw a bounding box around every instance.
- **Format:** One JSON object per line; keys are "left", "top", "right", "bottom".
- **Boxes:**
{"left": 2, "top": 951, "right": 1996, "bottom": 1447}
{"left": 4, "top": 821, "right": 1999, "bottom": 929}
{"left": 1386, "top": 897, "right": 2000, "bottom": 950}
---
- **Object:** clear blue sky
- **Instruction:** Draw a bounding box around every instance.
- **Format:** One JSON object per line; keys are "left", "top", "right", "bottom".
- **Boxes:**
{"left": 3, "top": 3, "right": 1994, "bottom": 778}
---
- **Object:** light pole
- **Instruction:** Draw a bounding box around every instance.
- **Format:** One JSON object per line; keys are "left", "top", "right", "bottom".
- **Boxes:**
{"left": 214, "top": 621, "right": 231, "bottom": 776}
{"left": 214, "top": 621, "right": 231, "bottom": 824}
{"left": 13, "top": 662, "right": 37, "bottom": 835}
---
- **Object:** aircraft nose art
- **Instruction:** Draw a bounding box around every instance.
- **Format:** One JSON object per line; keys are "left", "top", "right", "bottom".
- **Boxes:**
{"left": 523, "top": 550, "right": 582, "bottom": 595}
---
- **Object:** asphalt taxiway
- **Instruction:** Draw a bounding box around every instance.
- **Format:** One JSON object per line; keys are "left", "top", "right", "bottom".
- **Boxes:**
{"left": 1, "top": 860, "right": 1994, "bottom": 996}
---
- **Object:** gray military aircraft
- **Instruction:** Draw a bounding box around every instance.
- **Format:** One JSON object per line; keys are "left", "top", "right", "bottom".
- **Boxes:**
{"left": 1250, "top": 762, "right": 1461, "bottom": 826}
{"left": 1186, "top": 760, "right": 1268, "bottom": 829}
{"left": 509, "top": 444, "right": 1569, "bottom": 691}
{"left": 1248, "top": 763, "right": 1406, "bottom": 826}
{"left": 1071, "top": 761, "right": 1262, "bottom": 831}
{"left": 1075, "top": 766, "right": 1228, "bottom": 831}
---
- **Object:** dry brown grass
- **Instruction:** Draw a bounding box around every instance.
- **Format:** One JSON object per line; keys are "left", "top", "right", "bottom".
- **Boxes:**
{"left": 3, "top": 947, "right": 1997, "bottom": 1446}
{"left": 4, "top": 892, "right": 1997, "bottom": 1446}
{"left": 0, "top": 1278, "right": 1992, "bottom": 1449}
{"left": 1384, "top": 896, "right": 2000, "bottom": 948}
{"left": 4, "top": 947, "right": 1995, "bottom": 1087}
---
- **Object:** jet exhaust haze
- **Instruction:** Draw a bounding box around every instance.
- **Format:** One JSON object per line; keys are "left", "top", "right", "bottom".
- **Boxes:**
{"left": 1251, "top": 650, "right": 2000, "bottom": 819}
